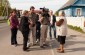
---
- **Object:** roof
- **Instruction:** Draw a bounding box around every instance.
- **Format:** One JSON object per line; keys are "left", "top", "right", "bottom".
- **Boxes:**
{"left": 59, "top": 0, "right": 78, "bottom": 10}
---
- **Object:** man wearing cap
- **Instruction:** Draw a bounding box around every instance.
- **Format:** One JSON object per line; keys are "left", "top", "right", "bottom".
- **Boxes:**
{"left": 28, "top": 6, "right": 38, "bottom": 46}
{"left": 39, "top": 7, "right": 50, "bottom": 48}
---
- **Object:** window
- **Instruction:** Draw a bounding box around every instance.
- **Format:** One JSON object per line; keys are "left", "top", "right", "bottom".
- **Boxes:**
{"left": 76, "top": 8, "right": 82, "bottom": 16}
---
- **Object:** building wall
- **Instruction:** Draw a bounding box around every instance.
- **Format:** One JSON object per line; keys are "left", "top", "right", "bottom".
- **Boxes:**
{"left": 62, "top": 6, "right": 85, "bottom": 17}
{"left": 58, "top": 0, "right": 85, "bottom": 17}
{"left": 71, "top": 6, "right": 85, "bottom": 17}
{"left": 64, "top": 8, "right": 72, "bottom": 17}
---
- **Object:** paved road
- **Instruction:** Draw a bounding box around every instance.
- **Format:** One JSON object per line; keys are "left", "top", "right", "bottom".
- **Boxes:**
{"left": 0, "top": 23, "right": 85, "bottom": 55}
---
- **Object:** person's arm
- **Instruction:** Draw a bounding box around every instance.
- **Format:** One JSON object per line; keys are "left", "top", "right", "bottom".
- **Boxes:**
{"left": 38, "top": 14, "right": 43, "bottom": 23}
{"left": 56, "top": 19, "right": 64, "bottom": 26}
{"left": 10, "top": 17, "right": 17, "bottom": 27}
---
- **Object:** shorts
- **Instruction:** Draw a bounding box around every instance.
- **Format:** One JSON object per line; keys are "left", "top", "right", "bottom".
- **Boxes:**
{"left": 58, "top": 35, "right": 66, "bottom": 44}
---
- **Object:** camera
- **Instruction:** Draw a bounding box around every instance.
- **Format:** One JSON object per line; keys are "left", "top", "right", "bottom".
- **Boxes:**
{"left": 40, "top": 7, "right": 49, "bottom": 12}
{"left": 40, "top": 7, "right": 49, "bottom": 17}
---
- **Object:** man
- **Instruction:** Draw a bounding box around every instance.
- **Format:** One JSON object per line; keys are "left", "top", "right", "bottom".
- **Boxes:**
{"left": 49, "top": 10, "right": 56, "bottom": 40}
{"left": 56, "top": 10, "right": 67, "bottom": 53}
{"left": 28, "top": 6, "right": 38, "bottom": 46}
{"left": 39, "top": 8, "right": 50, "bottom": 48}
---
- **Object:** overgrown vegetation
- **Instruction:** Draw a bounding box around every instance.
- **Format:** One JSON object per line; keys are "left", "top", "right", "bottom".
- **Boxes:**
{"left": 55, "top": 11, "right": 59, "bottom": 16}
{"left": 68, "top": 25, "right": 85, "bottom": 33}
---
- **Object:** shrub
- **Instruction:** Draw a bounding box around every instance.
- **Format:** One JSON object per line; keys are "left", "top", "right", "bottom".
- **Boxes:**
{"left": 68, "top": 25, "right": 85, "bottom": 33}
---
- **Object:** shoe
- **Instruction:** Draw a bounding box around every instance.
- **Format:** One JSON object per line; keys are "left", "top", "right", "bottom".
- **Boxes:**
{"left": 33, "top": 44, "right": 37, "bottom": 46}
{"left": 36, "top": 40, "right": 40, "bottom": 43}
{"left": 23, "top": 47, "right": 29, "bottom": 51}
{"left": 57, "top": 50, "right": 65, "bottom": 53}
{"left": 11, "top": 43, "right": 14, "bottom": 45}
{"left": 43, "top": 44, "right": 49, "bottom": 47}
{"left": 50, "top": 38, "right": 52, "bottom": 40}
{"left": 55, "top": 38, "right": 58, "bottom": 40}
{"left": 40, "top": 46, "right": 45, "bottom": 49}
{"left": 15, "top": 44, "right": 18, "bottom": 47}
{"left": 57, "top": 48, "right": 61, "bottom": 50}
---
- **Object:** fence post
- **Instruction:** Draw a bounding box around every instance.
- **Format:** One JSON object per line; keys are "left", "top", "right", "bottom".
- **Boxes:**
{"left": 83, "top": 17, "right": 85, "bottom": 32}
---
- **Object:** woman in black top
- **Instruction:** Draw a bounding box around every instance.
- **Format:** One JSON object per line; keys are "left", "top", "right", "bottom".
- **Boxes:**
{"left": 19, "top": 10, "right": 32, "bottom": 51}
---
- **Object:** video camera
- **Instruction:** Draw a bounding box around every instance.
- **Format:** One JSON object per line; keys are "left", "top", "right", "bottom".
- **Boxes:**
{"left": 40, "top": 7, "right": 50, "bottom": 17}
{"left": 40, "top": 7, "right": 49, "bottom": 12}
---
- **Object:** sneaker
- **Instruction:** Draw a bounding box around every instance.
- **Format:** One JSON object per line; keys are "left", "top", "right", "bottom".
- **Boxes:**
{"left": 33, "top": 44, "right": 37, "bottom": 46}
{"left": 15, "top": 44, "right": 18, "bottom": 47}
{"left": 40, "top": 46, "right": 45, "bottom": 49}
{"left": 43, "top": 44, "right": 49, "bottom": 47}
{"left": 23, "top": 47, "right": 29, "bottom": 51}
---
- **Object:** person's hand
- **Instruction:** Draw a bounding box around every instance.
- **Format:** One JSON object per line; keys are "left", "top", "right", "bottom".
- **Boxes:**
{"left": 28, "top": 19, "right": 33, "bottom": 25}
{"left": 17, "top": 26, "right": 19, "bottom": 29}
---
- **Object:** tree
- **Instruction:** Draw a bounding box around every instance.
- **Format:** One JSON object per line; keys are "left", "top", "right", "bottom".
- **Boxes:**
{"left": 54, "top": 11, "right": 59, "bottom": 16}
{"left": 0, "top": 0, "right": 11, "bottom": 16}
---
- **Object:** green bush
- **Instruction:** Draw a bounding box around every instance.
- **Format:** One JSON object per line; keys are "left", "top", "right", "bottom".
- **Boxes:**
{"left": 68, "top": 25, "right": 85, "bottom": 33}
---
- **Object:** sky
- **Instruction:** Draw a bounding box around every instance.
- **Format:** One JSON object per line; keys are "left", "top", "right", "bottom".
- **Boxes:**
{"left": 9, "top": 0, "right": 69, "bottom": 13}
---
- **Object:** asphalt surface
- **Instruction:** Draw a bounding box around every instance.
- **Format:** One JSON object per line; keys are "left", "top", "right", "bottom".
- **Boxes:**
{"left": 0, "top": 23, "right": 85, "bottom": 55}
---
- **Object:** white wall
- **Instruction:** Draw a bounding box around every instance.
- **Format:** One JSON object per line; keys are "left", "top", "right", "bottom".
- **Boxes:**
{"left": 56, "top": 17, "right": 85, "bottom": 31}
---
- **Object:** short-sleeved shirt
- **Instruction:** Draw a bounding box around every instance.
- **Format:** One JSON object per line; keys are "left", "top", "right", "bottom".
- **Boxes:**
{"left": 57, "top": 16, "right": 67, "bottom": 36}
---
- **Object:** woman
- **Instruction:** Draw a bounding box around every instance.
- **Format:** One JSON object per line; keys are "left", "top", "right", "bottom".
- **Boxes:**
{"left": 9, "top": 10, "right": 19, "bottom": 46}
{"left": 56, "top": 10, "right": 67, "bottom": 53}
{"left": 19, "top": 10, "right": 32, "bottom": 51}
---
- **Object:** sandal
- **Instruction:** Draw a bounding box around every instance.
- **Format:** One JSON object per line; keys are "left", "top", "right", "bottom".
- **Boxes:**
{"left": 57, "top": 50, "right": 65, "bottom": 53}
{"left": 57, "top": 48, "right": 61, "bottom": 50}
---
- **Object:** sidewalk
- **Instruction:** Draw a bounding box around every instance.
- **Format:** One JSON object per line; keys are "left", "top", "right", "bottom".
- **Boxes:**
{"left": 0, "top": 27, "right": 85, "bottom": 55}
{"left": 0, "top": 23, "right": 8, "bottom": 28}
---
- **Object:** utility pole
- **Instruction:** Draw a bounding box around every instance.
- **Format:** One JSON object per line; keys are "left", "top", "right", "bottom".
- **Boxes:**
{"left": 6, "top": 0, "right": 8, "bottom": 18}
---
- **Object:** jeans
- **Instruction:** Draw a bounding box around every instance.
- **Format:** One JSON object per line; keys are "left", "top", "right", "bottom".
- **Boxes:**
{"left": 49, "top": 25, "right": 56, "bottom": 39}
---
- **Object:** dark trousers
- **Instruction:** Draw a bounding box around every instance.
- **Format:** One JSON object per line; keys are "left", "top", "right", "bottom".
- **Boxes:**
{"left": 22, "top": 32, "right": 29, "bottom": 49}
{"left": 36, "top": 22, "right": 41, "bottom": 41}
{"left": 11, "top": 28, "right": 18, "bottom": 45}
{"left": 36, "top": 29, "right": 40, "bottom": 41}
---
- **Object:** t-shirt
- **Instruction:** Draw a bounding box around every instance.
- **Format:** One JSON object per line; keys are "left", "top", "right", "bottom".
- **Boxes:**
{"left": 57, "top": 16, "right": 67, "bottom": 36}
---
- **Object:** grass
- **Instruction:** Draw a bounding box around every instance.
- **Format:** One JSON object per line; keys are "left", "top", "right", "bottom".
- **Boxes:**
{"left": 68, "top": 25, "right": 85, "bottom": 33}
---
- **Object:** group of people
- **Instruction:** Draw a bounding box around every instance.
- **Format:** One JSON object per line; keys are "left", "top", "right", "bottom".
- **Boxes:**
{"left": 8, "top": 6, "right": 67, "bottom": 53}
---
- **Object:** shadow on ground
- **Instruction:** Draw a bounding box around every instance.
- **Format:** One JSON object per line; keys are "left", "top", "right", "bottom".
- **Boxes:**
{"left": 50, "top": 35, "right": 85, "bottom": 53}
